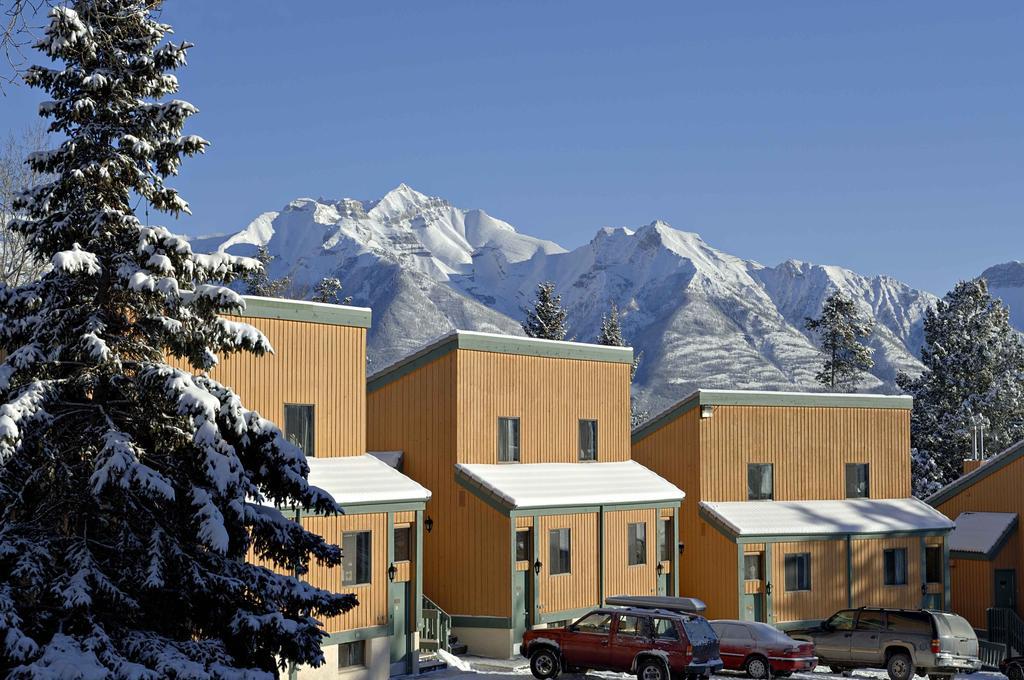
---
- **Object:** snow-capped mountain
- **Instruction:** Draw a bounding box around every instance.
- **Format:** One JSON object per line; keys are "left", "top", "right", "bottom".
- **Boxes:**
{"left": 193, "top": 184, "right": 938, "bottom": 414}
{"left": 981, "top": 261, "right": 1024, "bottom": 330}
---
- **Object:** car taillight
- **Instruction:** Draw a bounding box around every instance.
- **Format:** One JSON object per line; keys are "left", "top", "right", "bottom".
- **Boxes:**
{"left": 786, "top": 646, "right": 801, "bottom": 655}
{"left": 931, "top": 639, "right": 941, "bottom": 654}
{"left": 685, "top": 644, "right": 693, "bottom": 656}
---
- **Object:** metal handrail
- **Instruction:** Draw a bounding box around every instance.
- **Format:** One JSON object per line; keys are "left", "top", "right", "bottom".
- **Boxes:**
{"left": 420, "top": 595, "right": 451, "bottom": 653}
{"left": 987, "top": 607, "right": 1024, "bottom": 658}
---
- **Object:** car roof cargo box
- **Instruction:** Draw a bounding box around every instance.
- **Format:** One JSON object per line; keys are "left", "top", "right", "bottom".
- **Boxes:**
{"left": 605, "top": 595, "right": 707, "bottom": 615}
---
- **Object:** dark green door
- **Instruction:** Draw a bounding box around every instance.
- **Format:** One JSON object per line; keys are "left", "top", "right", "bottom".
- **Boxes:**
{"left": 390, "top": 582, "right": 409, "bottom": 671}
{"left": 996, "top": 569, "right": 1017, "bottom": 610}
{"left": 658, "top": 571, "right": 669, "bottom": 596}
{"left": 741, "top": 593, "right": 765, "bottom": 622}
{"left": 513, "top": 568, "right": 530, "bottom": 643}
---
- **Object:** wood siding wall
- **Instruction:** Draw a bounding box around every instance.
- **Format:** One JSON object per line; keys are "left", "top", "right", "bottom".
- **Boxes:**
{"left": 538, "top": 513, "right": 600, "bottom": 615}
{"left": 850, "top": 536, "right": 922, "bottom": 610}
{"left": 603, "top": 509, "right": 659, "bottom": 599}
{"left": 302, "top": 513, "right": 389, "bottom": 633}
{"left": 699, "top": 405, "right": 911, "bottom": 500}
{"left": 936, "top": 454, "right": 1024, "bottom": 627}
{"left": 366, "top": 353, "right": 511, "bottom": 618}
{"left": 189, "top": 315, "right": 366, "bottom": 457}
{"left": 456, "top": 349, "right": 631, "bottom": 463}
{"left": 772, "top": 540, "right": 849, "bottom": 623}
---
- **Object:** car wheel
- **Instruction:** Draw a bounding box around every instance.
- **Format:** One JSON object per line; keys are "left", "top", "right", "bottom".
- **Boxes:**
{"left": 745, "top": 656, "right": 770, "bottom": 680}
{"left": 638, "top": 658, "right": 669, "bottom": 680}
{"left": 1009, "top": 664, "right": 1024, "bottom": 680}
{"left": 530, "top": 648, "right": 561, "bottom": 680}
{"left": 886, "top": 652, "right": 914, "bottom": 680}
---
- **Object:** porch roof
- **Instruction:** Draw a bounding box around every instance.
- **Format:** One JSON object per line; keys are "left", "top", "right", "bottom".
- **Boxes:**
{"left": 700, "top": 497, "right": 953, "bottom": 541}
{"left": 306, "top": 454, "right": 431, "bottom": 507}
{"left": 454, "top": 460, "right": 685, "bottom": 512}
{"left": 948, "top": 512, "right": 1018, "bottom": 559}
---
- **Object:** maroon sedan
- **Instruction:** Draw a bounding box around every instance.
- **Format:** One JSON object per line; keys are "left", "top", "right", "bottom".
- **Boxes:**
{"left": 710, "top": 620, "right": 817, "bottom": 679}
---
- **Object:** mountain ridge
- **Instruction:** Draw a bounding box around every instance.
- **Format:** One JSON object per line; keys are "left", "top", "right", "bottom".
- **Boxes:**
{"left": 191, "top": 184, "right": 982, "bottom": 414}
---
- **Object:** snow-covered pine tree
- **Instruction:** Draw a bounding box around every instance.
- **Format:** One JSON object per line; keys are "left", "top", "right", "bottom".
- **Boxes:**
{"left": 0, "top": 2, "right": 354, "bottom": 677}
{"left": 242, "top": 246, "right": 292, "bottom": 298}
{"left": 804, "top": 290, "right": 875, "bottom": 392}
{"left": 311, "top": 277, "right": 350, "bottom": 305}
{"left": 596, "top": 303, "right": 647, "bottom": 427}
{"left": 522, "top": 281, "right": 568, "bottom": 341}
{"left": 897, "top": 279, "right": 1024, "bottom": 492}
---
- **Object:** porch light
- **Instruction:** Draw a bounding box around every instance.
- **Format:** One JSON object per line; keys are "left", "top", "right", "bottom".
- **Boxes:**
{"left": 424, "top": 516, "right": 434, "bottom": 533}
{"left": 534, "top": 560, "right": 543, "bottom": 575}
{"left": 656, "top": 563, "right": 664, "bottom": 576}
{"left": 679, "top": 542, "right": 685, "bottom": 555}
{"left": 700, "top": 404, "right": 714, "bottom": 419}
{"left": 388, "top": 563, "right": 398, "bottom": 582}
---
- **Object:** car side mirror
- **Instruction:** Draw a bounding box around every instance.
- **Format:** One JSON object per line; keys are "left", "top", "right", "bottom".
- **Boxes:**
{"left": 568, "top": 625, "right": 578, "bottom": 632}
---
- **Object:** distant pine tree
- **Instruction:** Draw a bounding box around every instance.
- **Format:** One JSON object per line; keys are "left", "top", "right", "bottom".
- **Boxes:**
{"left": 596, "top": 303, "right": 648, "bottom": 427}
{"left": 242, "top": 246, "right": 292, "bottom": 297}
{"left": 523, "top": 281, "right": 568, "bottom": 340}
{"left": 804, "top": 291, "right": 875, "bottom": 392}
{"left": 312, "top": 276, "right": 351, "bottom": 305}
{"left": 898, "top": 279, "right": 1024, "bottom": 493}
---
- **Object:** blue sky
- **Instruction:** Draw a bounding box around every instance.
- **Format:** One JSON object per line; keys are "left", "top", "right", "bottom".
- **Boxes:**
{"left": 1, "top": 1, "right": 1021, "bottom": 294}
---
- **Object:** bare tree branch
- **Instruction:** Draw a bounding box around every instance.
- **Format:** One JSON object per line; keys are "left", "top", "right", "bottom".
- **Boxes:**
{"left": 0, "top": 123, "right": 49, "bottom": 285}
{"left": 1, "top": 0, "right": 55, "bottom": 88}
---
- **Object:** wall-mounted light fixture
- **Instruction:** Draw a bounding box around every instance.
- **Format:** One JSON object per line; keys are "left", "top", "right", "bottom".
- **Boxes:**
{"left": 424, "top": 516, "right": 434, "bottom": 533}
{"left": 388, "top": 563, "right": 398, "bottom": 582}
{"left": 656, "top": 563, "right": 664, "bottom": 577}
{"left": 678, "top": 542, "right": 685, "bottom": 555}
{"left": 533, "top": 560, "right": 543, "bottom": 575}
{"left": 700, "top": 404, "right": 714, "bottom": 419}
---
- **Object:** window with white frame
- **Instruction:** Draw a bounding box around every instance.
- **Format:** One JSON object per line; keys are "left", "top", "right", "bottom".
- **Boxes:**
{"left": 497, "top": 417, "right": 520, "bottom": 462}
{"left": 628, "top": 522, "right": 647, "bottom": 566}
{"left": 578, "top": 419, "right": 598, "bottom": 461}
{"left": 342, "top": 531, "right": 371, "bottom": 586}
{"left": 549, "top": 528, "right": 571, "bottom": 575}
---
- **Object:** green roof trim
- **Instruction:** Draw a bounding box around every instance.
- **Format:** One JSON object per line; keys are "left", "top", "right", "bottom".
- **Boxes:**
{"left": 927, "top": 440, "right": 1024, "bottom": 508}
{"left": 367, "top": 330, "right": 633, "bottom": 393}
{"left": 239, "top": 295, "right": 371, "bottom": 329}
{"left": 632, "top": 389, "right": 912, "bottom": 443}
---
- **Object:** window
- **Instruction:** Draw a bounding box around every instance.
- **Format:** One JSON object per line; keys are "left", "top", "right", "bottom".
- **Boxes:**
{"left": 628, "top": 522, "right": 647, "bottom": 566}
{"left": 884, "top": 548, "right": 908, "bottom": 586}
{"left": 926, "top": 546, "right": 943, "bottom": 584}
{"left": 888, "top": 611, "right": 932, "bottom": 634}
{"left": 617, "top": 615, "right": 647, "bottom": 638}
{"left": 654, "top": 618, "right": 680, "bottom": 641}
{"left": 337, "top": 640, "right": 365, "bottom": 669}
{"left": 516, "top": 529, "right": 531, "bottom": 562}
{"left": 747, "top": 463, "right": 773, "bottom": 500}
{"left": 498, "top": 417, "right": 520, "bottom": 462}
{"left": 845, "top": 463, "right": 870, "bottom": 498}
{"left": 573, "top": 612, "right": 612, "bottom": 634}
{"left": 394, "top": 526, "right": 411, "bottom": 562}
{"left": 856, "top": 610, "right": 886, "bottom": 631}
{"left": 826, "top": 610, "right": 857, "bottom": 631}
{"left": 549, "top": 528, "right": 571, "bottom": 575}
{"left": 659, "top": 517, "right": 673, "bottom": 562}
{"left": 578, "top": 419, "right": 598, "bottom": 461}
{"left": 784, "top": 552, "right": 811, "bottom": 591}
{"left": 744, "top": 553, "right": 764, "bottom": 581}
{"left": 284, "top": 404, "right": 315, "bottom": 457}
{"left": 342, "top": 531, "right": 371, "bottom": 586}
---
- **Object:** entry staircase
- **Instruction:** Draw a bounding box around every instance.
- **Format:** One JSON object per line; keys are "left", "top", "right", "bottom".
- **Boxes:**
{"left": 986, "top": 607, "right": 1024, "bottom": 665}
{"left": 418, "top": 595, "right": 468, "bottom": 673}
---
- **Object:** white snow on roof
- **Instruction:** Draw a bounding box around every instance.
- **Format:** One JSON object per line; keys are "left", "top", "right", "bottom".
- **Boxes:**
{"left": 455, "top": 460, "right": 685, "bottom": 510}
{"left": 306, "top": 454, "right": 430, "bottom": 506}
{"left": 700, "top": 498, "right": 953, "bottom": 537}
{"left": 948, "top": 512, "right": 1018, "bottom": 555}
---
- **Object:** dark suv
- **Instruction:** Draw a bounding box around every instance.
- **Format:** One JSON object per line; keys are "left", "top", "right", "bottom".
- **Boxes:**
{"left": 521, "top": 606, "right": 723, "bottom": 680}
{"left": 789, "top": 607, "right": 981, "bottom": 680}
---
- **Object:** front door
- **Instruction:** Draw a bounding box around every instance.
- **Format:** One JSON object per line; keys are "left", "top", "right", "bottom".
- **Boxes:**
{"left": 561, "top": 612, "right": 614, "bottom": 669}
{"left": 849, "top": 609, "right": 885, "bottom": 664}
{"left": 996, "top": 569, "right": 1017, "bottom": 610}
{"left": 608, "top": 614, "right": 651, "bottom": 672}
{"left": 390, "top": 581, "right": 409, "bottom": 671}
{"left": 513, "top": 568, "right": 530, "bottom": 644}
{"left": 814, "top": 610, "right": 858, "bottom": 666}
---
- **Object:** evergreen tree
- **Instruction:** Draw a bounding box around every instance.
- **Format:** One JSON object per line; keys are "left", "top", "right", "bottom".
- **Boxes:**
{"left": 897, "top": 279, "right": 1024, "bottom": 492}
{"left": 804, "top": 291, "right": 875, "bottom": 392}
{"left": 596, "top": 303, "right": 648, "bottom": 427}
{"left": 522, "top": 281, "right": 568, "bottom": 341}
{"left": 311, "top": 277, "right": 350, "bottom": 305}
{"left": 242, "top": 246, "right": 291, "bottom": 298}
{"left": 0, "top": 2, "right": 354, "bottom": 676}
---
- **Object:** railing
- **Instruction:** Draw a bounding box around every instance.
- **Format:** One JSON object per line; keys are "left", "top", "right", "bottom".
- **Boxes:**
{"left": 988, "top": 607, "right": 1024, "bottom": 658}
{"left": 420, "top": 595, "right": 451, "bottom": 653}
{"left": 979, "top": 641, "right": 1008, "bottom": 671}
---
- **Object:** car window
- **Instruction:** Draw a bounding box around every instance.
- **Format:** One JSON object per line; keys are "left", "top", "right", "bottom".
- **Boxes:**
{"left": 751, "top": 623, "right": 789, "bottom": 643}
{"left": 655, "top": 618, "right": 681, "bottom": 641}
{"left": 935, "top": 614, "right": 975, "bottom": 639}
{"left": 574, "top": 613, "right": 613, "bottom": 635}
{"left": 856, "top": 610, "right": 886, "bottom": 631}
{"left": 887, "top": 611, "right": 933, "bottom": 635}
{"left": 681, "top": 617, "right": 717, "bottom": 646}
{"left": 828, "top": 610, "right": 857, "bottom": 631}
{"left": 617, "top": 615, "right": 647, "bottom": 638}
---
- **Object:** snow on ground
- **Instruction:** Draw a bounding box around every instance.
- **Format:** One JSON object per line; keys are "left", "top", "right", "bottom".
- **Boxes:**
{"left": 409, "top": 662, "right": 1007, "bottom": 680}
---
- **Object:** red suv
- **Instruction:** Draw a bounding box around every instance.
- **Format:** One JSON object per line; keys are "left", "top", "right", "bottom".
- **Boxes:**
{"left": 521, "top": 606, "right": 723, "bottom": 680}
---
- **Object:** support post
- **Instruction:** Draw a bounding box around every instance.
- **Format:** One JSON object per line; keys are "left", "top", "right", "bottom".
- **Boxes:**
{"left": 943, "top": 535, "right": 951, "bottom": 611}
{"left": 672, "top": 506, "right": 680, "bottom": 597}
{"left": 598, "top": 506, "right": 606, "bottom": 604}
{"left": 847, "top": 535, "right": 854, "bottom": 608}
